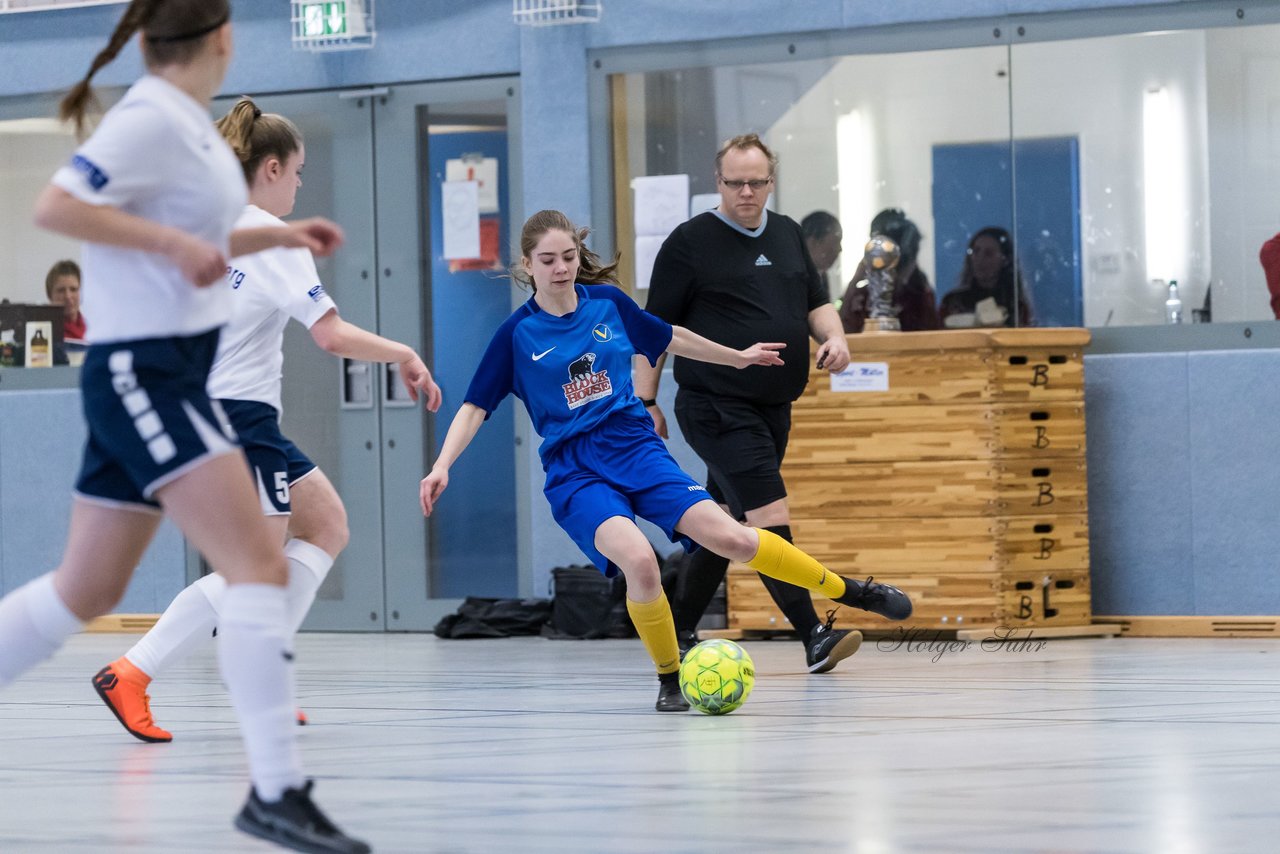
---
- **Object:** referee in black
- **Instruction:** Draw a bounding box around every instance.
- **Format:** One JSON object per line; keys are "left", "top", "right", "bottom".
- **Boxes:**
{"left": 637, "top": 133, "right": 912, "bottom": 673}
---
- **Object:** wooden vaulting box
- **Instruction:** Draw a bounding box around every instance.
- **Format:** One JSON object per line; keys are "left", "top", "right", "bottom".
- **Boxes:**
{"left": 727, "top": 328, "right": 1093, "bottom": 633}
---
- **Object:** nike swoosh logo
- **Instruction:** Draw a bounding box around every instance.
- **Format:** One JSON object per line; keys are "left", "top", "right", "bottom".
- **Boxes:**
{"left": 532, "top": 347, "right": 556, "bottom": 361}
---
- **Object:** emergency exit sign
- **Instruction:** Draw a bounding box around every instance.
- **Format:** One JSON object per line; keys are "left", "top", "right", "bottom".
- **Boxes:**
{"left": 301, "top": 2, "right": 347, "bottom": 37}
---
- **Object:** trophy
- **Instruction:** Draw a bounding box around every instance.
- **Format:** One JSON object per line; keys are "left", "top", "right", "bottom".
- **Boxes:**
{"left": 861, "top": 233, "right": 901, "bottom": 333}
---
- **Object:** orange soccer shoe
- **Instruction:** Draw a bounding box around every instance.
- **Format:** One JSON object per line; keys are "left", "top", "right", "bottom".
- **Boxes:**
{"left": 92, "top": 658, "right": 172, "bottom": 743}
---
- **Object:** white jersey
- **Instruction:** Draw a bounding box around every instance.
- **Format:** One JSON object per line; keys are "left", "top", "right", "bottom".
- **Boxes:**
{"left": 206, "top": 205, "right": 337, "bottom": 413}
{"left": 51, "top": 75, "right": 246, "bottom": 344}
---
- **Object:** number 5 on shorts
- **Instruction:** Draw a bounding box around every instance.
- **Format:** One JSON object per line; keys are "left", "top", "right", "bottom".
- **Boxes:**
{"left": 275, "top": 471, "right": 289, "bottom": 505}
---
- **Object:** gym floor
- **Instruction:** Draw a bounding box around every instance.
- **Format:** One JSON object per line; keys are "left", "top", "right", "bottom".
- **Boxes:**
{"left": 0, "top": 632, "right": 1276, "bottom": 852}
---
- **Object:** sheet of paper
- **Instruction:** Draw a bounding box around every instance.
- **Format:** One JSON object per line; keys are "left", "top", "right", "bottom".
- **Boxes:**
{"left": 633, "top": 235, "right": 667, "bottom": 290}
{"left": 830, "top": 362, "right": 890, "bottom": 392}
{"left": 632, "top": 174, "right": 689, "bottom": 237}
{"left": 445, "top": 157, "right": 500, "bottom": 214}
{"left": 689, "top": 193, "right": 720, "bottom": 218}
{"left": 442, "top": 180, "right": 481, "bottom": 260}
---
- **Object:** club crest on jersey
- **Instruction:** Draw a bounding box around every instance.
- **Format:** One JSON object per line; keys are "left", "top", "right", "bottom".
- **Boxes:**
{"left": 562, "top": 352, "right": 612, "bottom": 410}
{"left": 591, "top": 323, "right": 613, "bottom": 343}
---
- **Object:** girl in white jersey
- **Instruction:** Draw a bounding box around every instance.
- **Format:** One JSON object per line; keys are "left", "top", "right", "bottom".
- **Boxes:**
{"left": 0, "top": 3, "right": 368, "bottom": 853}
{"left": 94, "top": 97, "right": 442, "bottom": 742}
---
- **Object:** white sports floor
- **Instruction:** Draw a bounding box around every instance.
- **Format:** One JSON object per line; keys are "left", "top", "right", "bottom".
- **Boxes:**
{"left": 1, "top": 632, "right": 1277, "bottom": 853}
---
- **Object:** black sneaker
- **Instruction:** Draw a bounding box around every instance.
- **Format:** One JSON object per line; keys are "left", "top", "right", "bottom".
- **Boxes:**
{"left": 234, "top": 780, "right": 371, "bottom": 854}
{"left": 656, "top": 672, "right": 690, "bottom": 712}
{"left": 805, "top": 611, "right": 863, "bottom": 674}
{"left": 676, "top": 629, "right": 698, "bottom": 661}
{"left": 835, "top": 576, "right": 913, "bottom": 620}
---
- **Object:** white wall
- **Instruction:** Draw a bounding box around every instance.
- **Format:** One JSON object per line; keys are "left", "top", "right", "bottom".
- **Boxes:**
{"left": 0, "top": 128, "right": 81, "bottom": 306}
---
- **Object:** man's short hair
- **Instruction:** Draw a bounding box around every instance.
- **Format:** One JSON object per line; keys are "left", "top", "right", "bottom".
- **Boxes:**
{"left": 45, "top": 259, "right": 81, "bottom": 300}
{"left": 715, "top": 133, "right": 778, "bottom": 176}
{"left": 801, "top": 211, "right": 841, "bottom": 242}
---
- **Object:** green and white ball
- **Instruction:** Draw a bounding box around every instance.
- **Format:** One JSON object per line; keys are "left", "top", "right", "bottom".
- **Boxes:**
{"left": 679, "top": 639, "right": 755, "bottom": 715}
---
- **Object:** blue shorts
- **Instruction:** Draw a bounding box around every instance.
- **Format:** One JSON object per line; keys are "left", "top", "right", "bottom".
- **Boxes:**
{"left": 544, "top": 413, "right": 712, "bottom": 576}
{"left": 75, "top": 329, "right": 240, "bottom": 512}
{"left": 219, "top": 399, "right": 317, "bottom": 515}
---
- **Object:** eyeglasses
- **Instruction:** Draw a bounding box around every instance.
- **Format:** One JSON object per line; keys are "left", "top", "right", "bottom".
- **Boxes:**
{"left": 718, "top": 176, "right": 773, "bottom": 192}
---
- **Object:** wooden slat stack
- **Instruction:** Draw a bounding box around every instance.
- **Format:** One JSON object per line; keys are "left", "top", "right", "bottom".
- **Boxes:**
{"left": 727, "top": 328, "right": 1093, "bottom": 634}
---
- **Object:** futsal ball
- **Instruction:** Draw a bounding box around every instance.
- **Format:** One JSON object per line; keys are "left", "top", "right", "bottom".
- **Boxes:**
{"left": 679, "top": 639, "right": 755, "bottom": 715}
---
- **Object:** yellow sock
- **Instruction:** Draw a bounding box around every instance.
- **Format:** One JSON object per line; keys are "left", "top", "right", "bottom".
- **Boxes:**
{"left": 626, "top": 589, "right": 681, "bottom": 675}
{"left": 746, "top": 528, "right": 847, "bottom": 599}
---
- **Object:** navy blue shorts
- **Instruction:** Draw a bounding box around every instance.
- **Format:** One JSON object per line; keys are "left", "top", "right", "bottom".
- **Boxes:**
{"left": 75, "top": 329, "right": 240, "bottom": 512}
{"left": 544, "top": 413, "right": 711, "bottom": 576}
{"left": 218, "top": 399, "right": 317, "bottom": 515}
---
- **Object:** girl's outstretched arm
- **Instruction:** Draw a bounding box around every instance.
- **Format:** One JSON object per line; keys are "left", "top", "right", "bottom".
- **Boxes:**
{"left": 665, "top": 325, "right": 785, "bottom": 369}
{"left": 420, "top": 402, "right": 487, "bottom": 516}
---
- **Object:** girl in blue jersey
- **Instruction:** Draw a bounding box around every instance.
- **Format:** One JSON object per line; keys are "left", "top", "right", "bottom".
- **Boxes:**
{"left": 421, "top": 210, "right": 912, "bottom": 712}
{"left": 0, "top": 3, "right": 366, "bottom": 852}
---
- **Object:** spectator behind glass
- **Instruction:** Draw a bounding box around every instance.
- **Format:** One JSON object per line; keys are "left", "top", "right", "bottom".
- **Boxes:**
{"left": 800, "top": 210, "right": 843, "bottom": 293}
{"left": 838, "top": 208, "right": 940, "bottom": 333}
{"left": 1261, "top": 232, "right": 1280, "bottom": 319}
{"left": 940, "top": 227, "right": 1035, "bottom": 327}
{"left": 45, "top": 259, "right": 86, "bottom": 341}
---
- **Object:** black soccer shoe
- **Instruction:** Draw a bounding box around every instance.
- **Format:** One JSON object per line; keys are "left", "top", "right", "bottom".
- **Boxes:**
{"left": 835, "top": 576, "right": 913, "bottom": 621}
{"left": 676, "top": 629, "right": 698, "bottom": 661}
{"left": 805, "top": 611, "right": 863, "bottom": 674}
{"left": 234, "top": 780, "right": 371, "bottom": 854}
{"left": 656, "top": 672, "right": 690, "bottom": 712}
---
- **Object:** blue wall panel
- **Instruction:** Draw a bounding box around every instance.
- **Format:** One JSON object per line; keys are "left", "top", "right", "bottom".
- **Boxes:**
{"left": 0, "top": 389, "right": 185, "bottom": 612}
{"left": 1186, "top": 351, "right": 1280, "bottom": 614}
{"left": 1083, "top": 353, "right": 1194, "bottom": 615}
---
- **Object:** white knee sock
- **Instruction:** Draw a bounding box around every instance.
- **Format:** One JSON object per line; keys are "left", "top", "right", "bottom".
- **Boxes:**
{"left": 217, "top": 583, "right": 303, "bottom": 801}
{"left": 283, "top": 539, "right": 334, "bottom": 633}
{"left": 124, "top": 573, "right": 225, "bottom": 678}
{"left": 0, "top": 574, "right": 84, "bottom": 688}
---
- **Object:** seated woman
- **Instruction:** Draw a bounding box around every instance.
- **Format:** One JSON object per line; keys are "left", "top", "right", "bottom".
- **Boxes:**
{"left": 45, "top": 259, "right": 86, "bottom": 340}
{"left": 838, "top": 208, "right": 940, "bottom": 333}
{"left": 940, "top": 226, "right": 1035, "bottom": 327}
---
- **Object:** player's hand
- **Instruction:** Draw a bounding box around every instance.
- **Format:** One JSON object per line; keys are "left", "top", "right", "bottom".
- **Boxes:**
{"left": 815, "top": 336, "right": 850, "bottom": 373}
{"left": 168, "top": 232, "right": 227, "bottom": 287}
{"left": 401, "top": 355, "right": 443, "bottom": 412}
{"left": 646, "top": 403, "right": 669, "bottom": 440}
{"left": 736, "top": 342, "right": 785, "bottom": 369}
{"left": 420, "top": 469, "right": 449, "bottom": 517}
{"left": 283, "top": 218, "right": 345, "bottom": 256}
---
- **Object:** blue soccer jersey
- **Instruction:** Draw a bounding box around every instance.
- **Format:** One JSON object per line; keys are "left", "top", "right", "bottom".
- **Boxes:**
{"left": 465, "top": 284, "right": 673, "bottom": 462}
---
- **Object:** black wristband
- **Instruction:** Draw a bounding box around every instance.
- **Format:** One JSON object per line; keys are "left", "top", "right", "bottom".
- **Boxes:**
{"left": 639, "top": 398, "right": 658, "bottom": 408}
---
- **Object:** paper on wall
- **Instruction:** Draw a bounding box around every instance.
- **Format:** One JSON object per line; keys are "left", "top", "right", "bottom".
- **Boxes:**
{"left": 442, "top": 180, "right": 481, "bottom": 260}
{"left": 632, "top": 174, "right": 689, "bottom": 237}
{"left": 445, "top": 157, "right": 500, "bottom": 214}
{"left": 633, "top": 234, "right": 666, "bottom": 291}
{"left": 690, "top": 193, "right": 720, "bottom": 218}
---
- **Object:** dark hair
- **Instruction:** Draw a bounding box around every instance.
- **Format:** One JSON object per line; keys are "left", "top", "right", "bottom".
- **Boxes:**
{"left": 513, "top": 210, "right": 620, "bottom": 291}
{"left": 880, "top": 218, "right": 922, "bottom": 269}
{"left": 801, "top": 211, "right": 841, "bottom": 243}
{"left": 215, "top": 97, "right": 303, "bottom": 185}
{"left": 959, "top": 226, "right": 1034, "bottom": 325}
{"left": 60, "top": 0, "right": 231, "bottom": 137}
{"left": 869, "top": 208, "right": 907, "bottom": 236}
{"left": 45, "top": 259, "right": 81, "bottom": 300}
{"left": 715, "top": 133, "right": 778, "bottom": 177}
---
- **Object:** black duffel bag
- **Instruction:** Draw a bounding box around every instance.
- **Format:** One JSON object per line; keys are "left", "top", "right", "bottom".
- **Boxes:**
{"left": 541, "top": 565, "right": 633, "bottom": 639}
{"left": 433, "top": 596, "right": 552, "bottom": 639}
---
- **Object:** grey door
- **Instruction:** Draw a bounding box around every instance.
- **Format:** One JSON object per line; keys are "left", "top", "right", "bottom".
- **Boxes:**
{"left": 215, "top": 79, "right": 523, "bottom": 631}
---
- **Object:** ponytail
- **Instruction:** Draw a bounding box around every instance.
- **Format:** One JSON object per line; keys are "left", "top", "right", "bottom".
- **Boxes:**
{"left": 60, "top": 0, "right": 163, "bottom": 137}
{"left": 214, "top": 97, "right": 303, "bottom": 186}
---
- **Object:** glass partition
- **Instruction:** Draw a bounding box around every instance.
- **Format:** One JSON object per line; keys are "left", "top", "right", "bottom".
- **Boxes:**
{"left": 610, "top": 13, "right": 1280, "bottom": 329}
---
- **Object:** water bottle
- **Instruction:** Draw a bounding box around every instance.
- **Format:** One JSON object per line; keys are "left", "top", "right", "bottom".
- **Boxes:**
{"left": 1165, "top": 280, "right": 1183, "bottom": 324}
